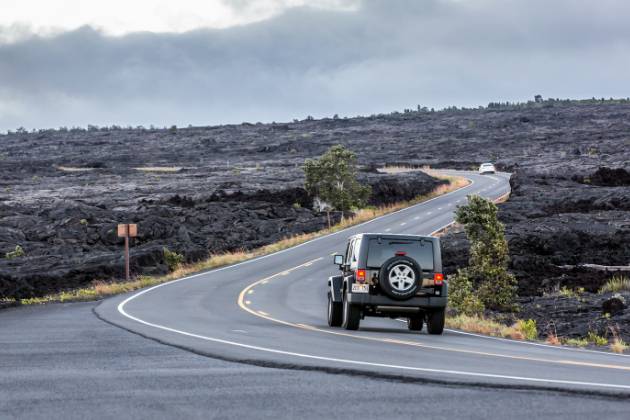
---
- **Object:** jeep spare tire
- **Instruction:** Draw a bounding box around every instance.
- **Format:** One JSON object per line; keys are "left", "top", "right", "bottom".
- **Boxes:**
{"left": 378, "top": 256, "right": 421, "bottom": 300}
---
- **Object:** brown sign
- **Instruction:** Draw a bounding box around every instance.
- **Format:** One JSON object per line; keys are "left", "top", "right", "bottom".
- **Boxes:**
{"left": 117, "top": 224, "right": 138, "bottom": 238}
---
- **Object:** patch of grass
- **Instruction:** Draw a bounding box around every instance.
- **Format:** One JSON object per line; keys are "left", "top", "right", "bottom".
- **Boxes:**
{"left": 586, "top": 331, "right": 608, "bottom": 346}
{"left": 5, "top": 245, "right": 25, "bottom": 259}
{"left": 558, "top": 286, "right": 584, "bottom": 298}
{"left": 546, "top": 333, "right": 561, "bottom": 346}
{"left": 17, "top": 172, "right": 470, "bottom": 306}
{"left": 493, "top": 191, "right": 511, "bottom": 204}
{"left": 610, "top": 338, "right": 628, "bottom": 354}
{"left": 599, "top": 275, "right": 630, "bottom": 294}
{"left": 446, "top": 314, "right": 537, "bottom": 341}
{"left": 516, "top": 319, "right": 538, "bottom": 340}
{"left": 563, "top": 337, "right": 589, "bottom": 347}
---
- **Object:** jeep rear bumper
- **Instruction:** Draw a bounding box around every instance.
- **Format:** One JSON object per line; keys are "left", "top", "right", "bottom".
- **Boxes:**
{"left": 347, "top": 293, "right": 446, "bottom": 308}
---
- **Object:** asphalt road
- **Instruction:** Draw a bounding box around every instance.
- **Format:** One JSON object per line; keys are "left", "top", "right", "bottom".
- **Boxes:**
{"left": 3, "top": 171, "right": 630, "bottom": 419}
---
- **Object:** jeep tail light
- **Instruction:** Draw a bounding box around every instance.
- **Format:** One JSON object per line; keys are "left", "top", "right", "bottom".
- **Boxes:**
{"left": 434, "top": 273, "right": 444, "bottom": 285}
{"left": 356, "top": 269, "right": 366, "bottom": 283}
{"left": 395, "top": 251, "right": 406, "bottom": 256}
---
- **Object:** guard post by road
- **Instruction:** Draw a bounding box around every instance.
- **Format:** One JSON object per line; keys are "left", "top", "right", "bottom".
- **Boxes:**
{"left": 117, "top": 223, "right": 138, "bottom": 281}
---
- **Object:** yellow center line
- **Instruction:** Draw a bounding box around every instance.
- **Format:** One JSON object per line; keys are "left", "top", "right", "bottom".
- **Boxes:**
{"left": 237, "top": 261, "right": 630, "bottom": 373}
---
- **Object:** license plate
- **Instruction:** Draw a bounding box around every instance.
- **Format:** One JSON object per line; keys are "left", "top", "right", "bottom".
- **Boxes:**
{"left": 351, "top": 284, "right": 369, "bottom": 294}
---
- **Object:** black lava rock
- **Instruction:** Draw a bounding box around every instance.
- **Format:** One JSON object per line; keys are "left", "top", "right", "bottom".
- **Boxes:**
{"left": 602, "top": 297, "right": 626, "bottom": 316}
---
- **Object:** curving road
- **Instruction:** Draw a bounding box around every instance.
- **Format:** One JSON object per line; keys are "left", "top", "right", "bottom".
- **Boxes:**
{"left": 94, "top": 171, "right": 630, "bottom": 398}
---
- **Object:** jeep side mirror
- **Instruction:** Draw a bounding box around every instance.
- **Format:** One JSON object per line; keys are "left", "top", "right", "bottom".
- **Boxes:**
{"left": 333, "top": 254, "right": 344, "bottom": 266}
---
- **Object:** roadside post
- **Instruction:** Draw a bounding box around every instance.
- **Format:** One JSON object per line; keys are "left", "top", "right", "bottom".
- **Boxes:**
{"left": 117, "top": 224, "right": 138, "bottom": 281}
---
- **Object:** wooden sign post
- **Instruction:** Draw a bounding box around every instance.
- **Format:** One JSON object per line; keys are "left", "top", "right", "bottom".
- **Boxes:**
{"left": 117, "top": 224, "right": 138, "bottom": 281}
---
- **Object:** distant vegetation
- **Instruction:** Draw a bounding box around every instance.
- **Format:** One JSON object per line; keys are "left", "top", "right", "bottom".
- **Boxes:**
{"left": 5, "top": 97, "right": 630, "bottom": 135}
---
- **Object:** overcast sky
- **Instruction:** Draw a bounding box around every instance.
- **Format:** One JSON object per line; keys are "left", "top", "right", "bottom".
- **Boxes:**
{"left": 1, "top": 0, "right": 629, "bottom": 131}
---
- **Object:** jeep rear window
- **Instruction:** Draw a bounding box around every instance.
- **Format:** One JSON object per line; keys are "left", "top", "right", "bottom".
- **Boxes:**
{"left": 366, "top": 238, "right": 434, "bottom": 271}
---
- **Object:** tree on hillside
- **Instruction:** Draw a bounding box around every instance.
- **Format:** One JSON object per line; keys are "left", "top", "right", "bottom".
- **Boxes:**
{"left": 303, "top": 145, "right": 371, "bottom": 226}
{"left": 448, "top": 195, "right": 517, "bottom": 313}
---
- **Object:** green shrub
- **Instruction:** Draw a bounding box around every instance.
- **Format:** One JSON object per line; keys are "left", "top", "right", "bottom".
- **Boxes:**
{"left": 447, "top": 270, "right": 485, "bottom": 315}
{"left": 5, "top": 245, "right": 25, "bottom": 259}
{"left": 476, "top": 267, "right": 518, "bottom": 311}
{"left": 516, "top": 319, "right": 538, "bottom": 340}
{"left": 163, "top": 247, "right": 184, "bottom": 271}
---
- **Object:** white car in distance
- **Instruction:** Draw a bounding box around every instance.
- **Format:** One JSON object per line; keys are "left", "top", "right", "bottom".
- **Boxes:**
{"left": 478, "top": 163, "right": 496, "bottom": 174}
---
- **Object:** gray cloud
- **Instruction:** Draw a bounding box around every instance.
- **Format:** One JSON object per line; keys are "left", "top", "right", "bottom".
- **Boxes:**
{"left": 1, "top": 0, "right": 630, "bottom": 131}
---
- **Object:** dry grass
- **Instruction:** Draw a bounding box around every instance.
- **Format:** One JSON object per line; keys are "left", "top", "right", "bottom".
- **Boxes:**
{"left": 563, "top": 337, "right": 589, "bottom": 347}
{"left": 546, "top": 333, "right": 561, "bottom": 345}
{"left": 610, "top": 338, "right": 628, "bottom": 354}
{"left": 494, "top": 191, "right": 511, "bottom": 204}
{"left": 135, "top": 166, "right": 183, "bottom": 173}
{"left": 378, "top": 165, "right": 426, "bottom": 174}
{"left": 598, "top": 275, "right": 630, "bottom": 294}
{"left": 445, "top": 314, "right": 539, "bottom": 341}
{"left": 17, "top": 172, "right": 469, "bottom": 306}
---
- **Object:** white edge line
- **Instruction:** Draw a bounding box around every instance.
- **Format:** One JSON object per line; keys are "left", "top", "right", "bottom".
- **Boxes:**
{"left": 114, "top": 172, "right": 630, "bottom": 390}
{"left": 446, "top": 328, "right": 630, "bottom": 358}
{"left": 393, "top": 319, "right": 630, "bottom": 358}
{"left": 117, "top": 292, "right": 630, "bottom": 391}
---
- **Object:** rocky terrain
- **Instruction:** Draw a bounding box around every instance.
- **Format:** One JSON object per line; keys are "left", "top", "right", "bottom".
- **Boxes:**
{"left": 443, "top": 165, "right": 630, "bottom": 341}
{"left": 0, "top": 125, "right": 444, "bottom": 299}
{"left": 1, "top": 99, "right": 629, "bottom": 341}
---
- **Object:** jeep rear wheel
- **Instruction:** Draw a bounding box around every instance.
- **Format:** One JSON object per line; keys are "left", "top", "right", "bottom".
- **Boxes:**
{"left": 407, "top": 316, "right": 423, "bottom": 331}
{"left": 378, "top": 256, "right": 421, "bottom": 300}
{"left": 426, "top": 308, "right": 445, "bottom": 335}
{"left": 327, "top": 292, "right": 343, "bottom": 327}
{"left": 342, "top": 289, "right": 361, "bottom": 330}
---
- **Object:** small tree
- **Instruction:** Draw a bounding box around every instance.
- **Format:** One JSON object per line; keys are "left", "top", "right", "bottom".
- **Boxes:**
{"left": 304, "top": 145, "right": 371, "bottom": 225}
{"left": 451, "top": 195, "right": 517, "bottom": 311}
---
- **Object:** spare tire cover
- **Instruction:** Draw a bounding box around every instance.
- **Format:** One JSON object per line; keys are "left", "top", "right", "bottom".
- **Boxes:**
{"left": 378, "top": 256, "right": 421, "bottom": 300}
